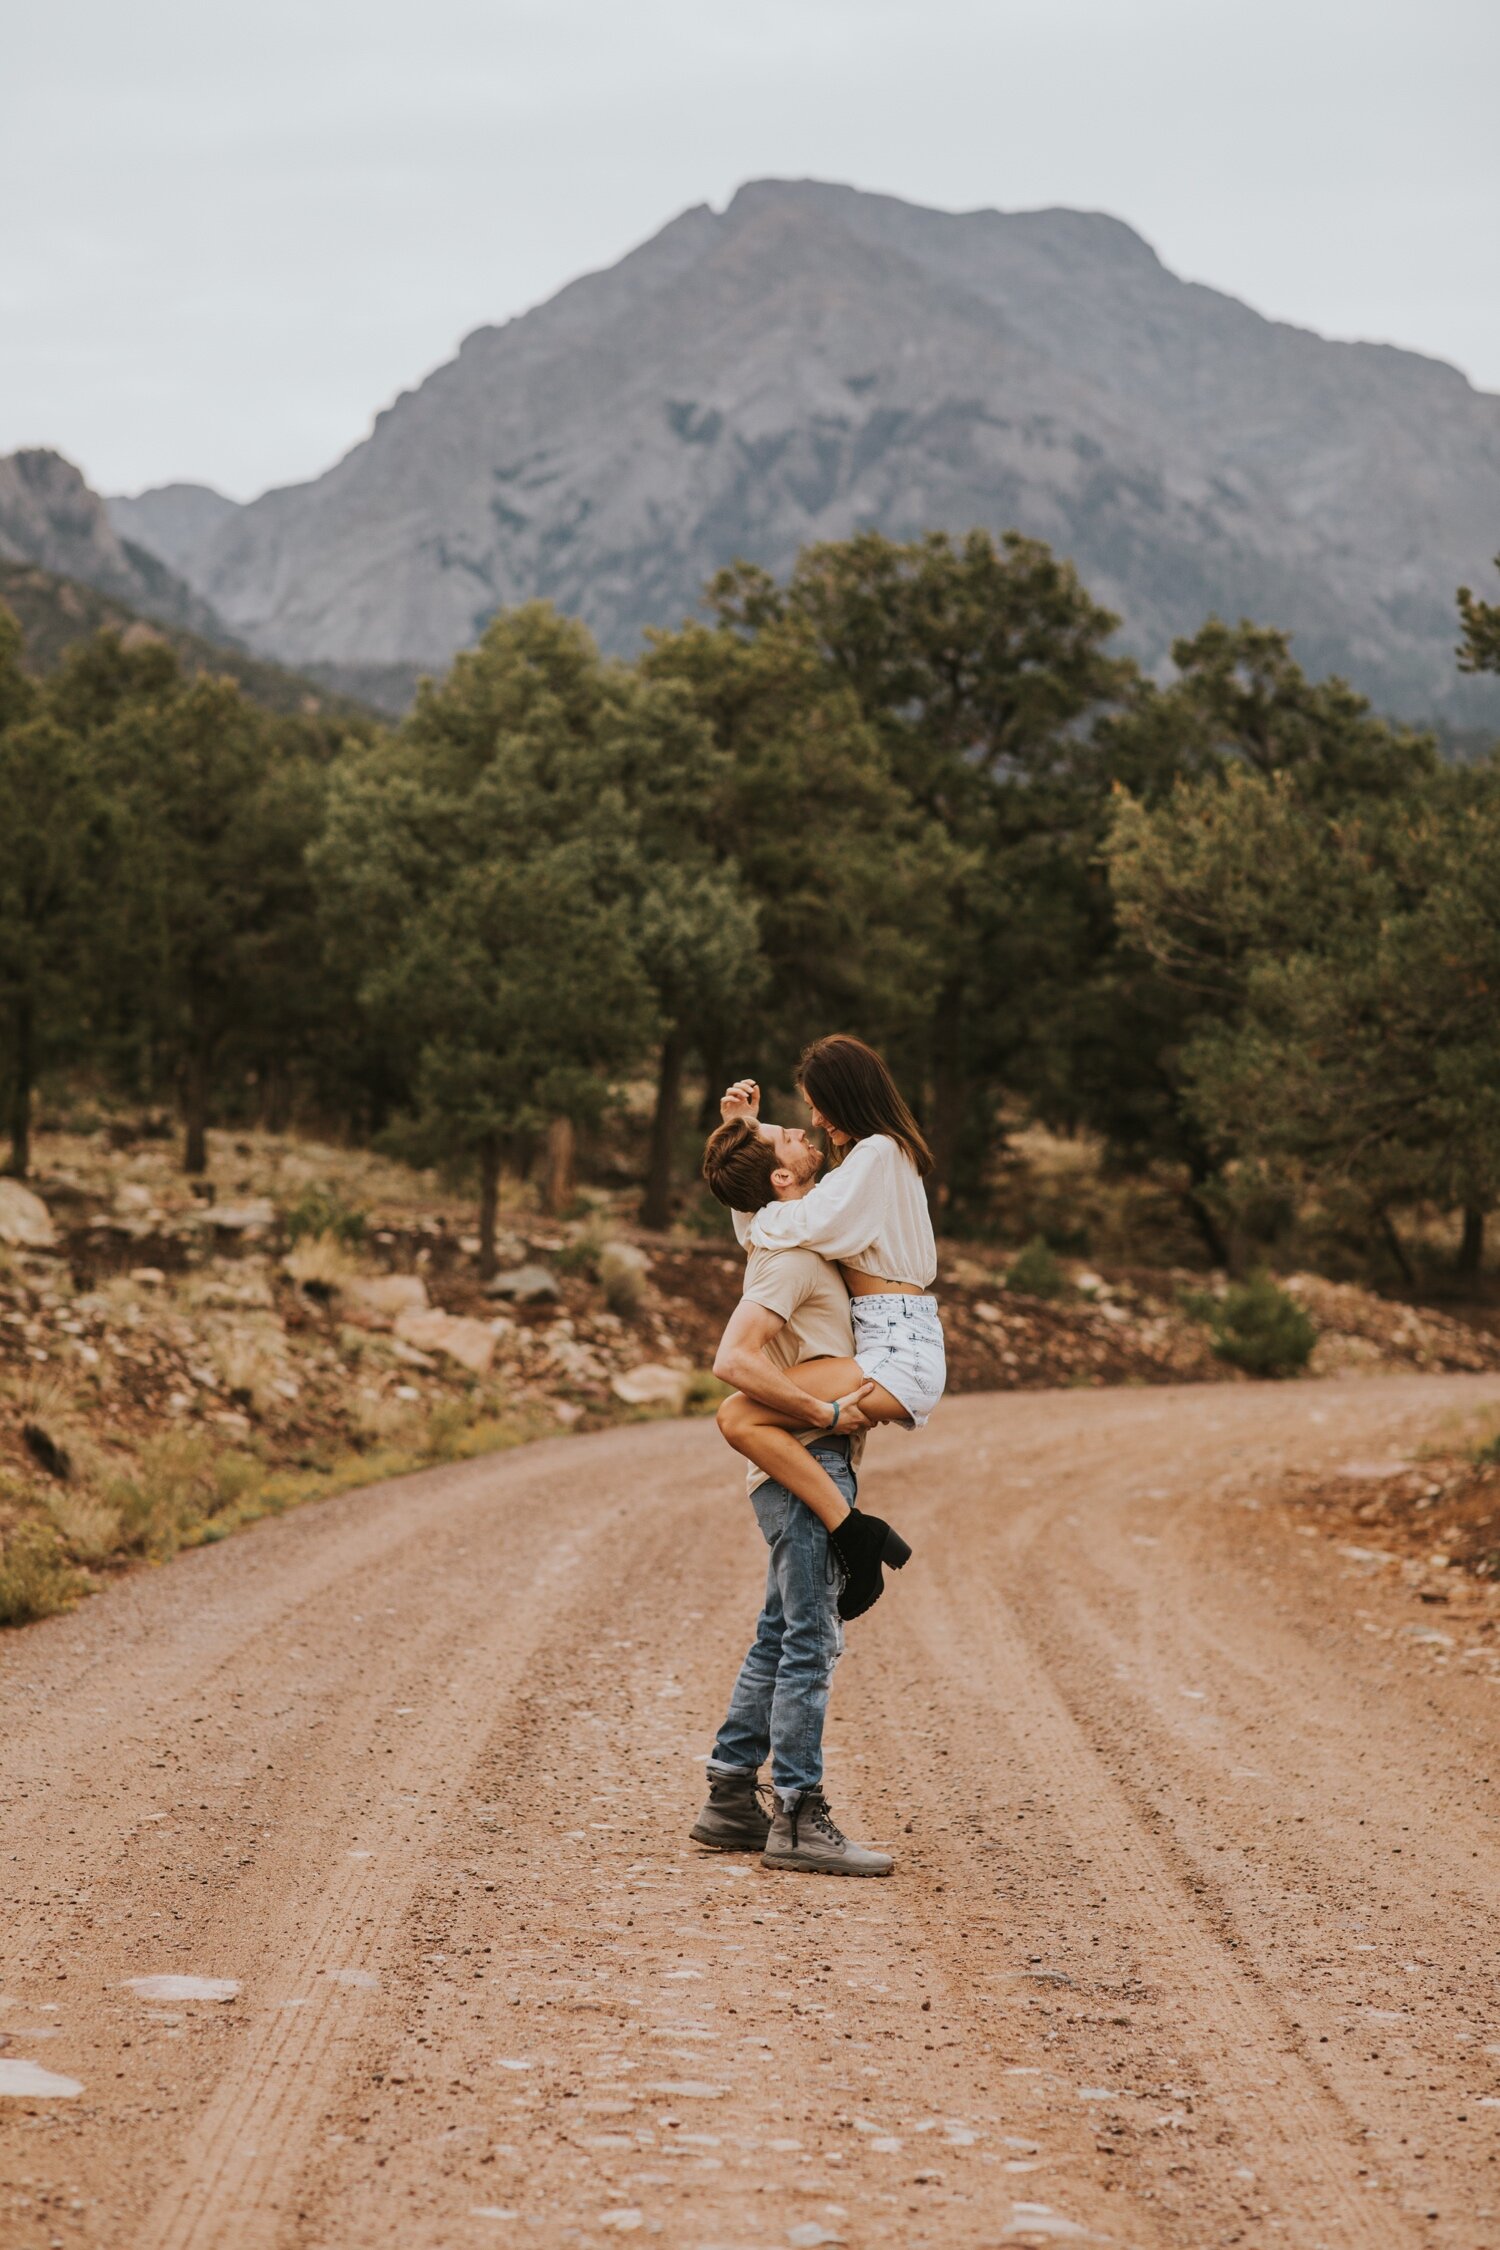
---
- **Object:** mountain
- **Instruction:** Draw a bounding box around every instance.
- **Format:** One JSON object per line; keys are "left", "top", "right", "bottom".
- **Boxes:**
{"left": 114, "top": 180, "right": 1500, "bottom": 719}
{"left": 0, "top": 449, "right": 240, "bottom": 648}
{"left": 107, "top": 480, "right": 242, "bottom": 586}
{"left": 0, "top": 557, "right": 379, "bottom": 721}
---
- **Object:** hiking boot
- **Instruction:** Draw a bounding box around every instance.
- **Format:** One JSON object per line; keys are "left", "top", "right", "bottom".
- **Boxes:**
{"left": 761, "top": 1790, "right": 893, "bottom": 1877}
{"left": 828, "top": 1508, "right": 912, "bottom": 1621}
{"left": 690, "top": 1768, "right": 773, "bottom": 1851}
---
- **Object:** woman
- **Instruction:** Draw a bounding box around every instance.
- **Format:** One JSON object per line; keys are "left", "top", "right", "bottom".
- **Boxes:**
{"left": 715, "top": 1034, "right": 946, "bottom": 1619}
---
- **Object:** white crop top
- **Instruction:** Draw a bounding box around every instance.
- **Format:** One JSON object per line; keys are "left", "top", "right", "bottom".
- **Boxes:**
{"left": 731, "top": 1133, "right": 937, "bottom": 1288}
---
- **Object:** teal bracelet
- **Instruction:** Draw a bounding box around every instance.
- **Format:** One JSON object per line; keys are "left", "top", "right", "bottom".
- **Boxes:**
{"left": 828, "top": 1399, "right": 841, "bottom": 1431}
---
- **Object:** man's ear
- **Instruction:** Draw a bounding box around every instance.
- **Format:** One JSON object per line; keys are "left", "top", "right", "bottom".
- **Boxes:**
{"left": 769, "top": 1166, "right": 795, "bottom": 1197}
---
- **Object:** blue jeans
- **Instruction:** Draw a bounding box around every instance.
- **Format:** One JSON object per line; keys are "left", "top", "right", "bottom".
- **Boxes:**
{"left": 707, "top": 1441, "right": 854, "bottom": 1804}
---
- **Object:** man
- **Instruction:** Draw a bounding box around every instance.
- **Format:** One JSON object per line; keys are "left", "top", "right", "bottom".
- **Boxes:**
{"left": 688, "top": 1112, "right": 894, "bottom": 1878}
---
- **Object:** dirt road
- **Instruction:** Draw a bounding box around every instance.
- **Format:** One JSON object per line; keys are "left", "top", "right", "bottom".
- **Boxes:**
{"left": 4, "top": 1376, "right": 1500, "bottom": 2250}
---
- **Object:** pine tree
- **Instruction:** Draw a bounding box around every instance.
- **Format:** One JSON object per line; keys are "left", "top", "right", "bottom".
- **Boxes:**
{"left": 315, "top": 605, "right": 658, "bottom": 1268}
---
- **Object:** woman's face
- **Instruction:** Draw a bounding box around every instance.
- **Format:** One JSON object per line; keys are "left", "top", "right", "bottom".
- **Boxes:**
{"left": 804, "top": 1092, "right": 850, "bottom": 1148}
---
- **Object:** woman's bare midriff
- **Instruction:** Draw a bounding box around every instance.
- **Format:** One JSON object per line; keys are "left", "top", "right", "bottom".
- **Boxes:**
{"left": 840, "top": 1267, "right": 926, "bottom": 1297}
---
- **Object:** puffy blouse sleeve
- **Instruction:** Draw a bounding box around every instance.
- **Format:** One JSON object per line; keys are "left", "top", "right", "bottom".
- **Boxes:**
{"left": 745, "top": 1136, "right": 887, "bottom": 1259}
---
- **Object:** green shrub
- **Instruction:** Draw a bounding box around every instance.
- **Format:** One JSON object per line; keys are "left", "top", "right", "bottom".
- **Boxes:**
{"left": 683, "top": 1369, "right": 732, "bottom": 1416}
{"left": 0, "top": 1521, "right": 89, "bottom": 1626}
{"left": 554, "top": 1212, "right": 614, "bottom": 1277}
{"left": 1207, "top": 1274, "right": 1317, "bottom": 1379}
{"left": 282, "top": 1183, "right": 367, "bottom": 1248}
{"left": 1472, "top": 1429, "right": 1500, "bottom": 1468}
{"left": 1005, "top": 1237, "right": 1068, "bottom": 1299}
{"left": 599, "top": 1242, "right": 648, "bottom": 1317}
{"left": 677, "top": 1189, "right": 736, "bottom": 1240}
{"left": 1042, "top": 1223, "right": 1092, "bottom": 1256}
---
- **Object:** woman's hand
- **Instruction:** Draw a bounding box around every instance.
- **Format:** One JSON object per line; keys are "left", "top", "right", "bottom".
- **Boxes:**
{"left": 720, "top": 1078, "right": 761, "bottom": 1125}
{"left": 826, "top": 1380, "right": 877, "bottom": 1434}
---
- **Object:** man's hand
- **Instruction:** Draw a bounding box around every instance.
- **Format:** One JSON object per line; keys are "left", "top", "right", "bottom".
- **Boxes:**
{"left": 827, "top": 1380, "right": 877, "bottom": 1434}
{"left": 720, "top": 1078, "right": 761, "bottom": 1125}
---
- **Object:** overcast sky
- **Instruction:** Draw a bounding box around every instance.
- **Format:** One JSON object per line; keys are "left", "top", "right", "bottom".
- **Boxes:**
{"left": 4, "top": 0, "right": 1496, "bottom": 501}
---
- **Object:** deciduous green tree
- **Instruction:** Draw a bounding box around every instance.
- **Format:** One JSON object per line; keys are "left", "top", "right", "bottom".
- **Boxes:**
{"left": 1092, "top": 626, "right": 1438, "bottom": 1258}
{"left": 707, "top": 530, "right": 1131, "bottom": 1209}
{"left": 1109, "top": 762, "right": 1500, "bottom": 1278}
{"left": 642, "top": 607, "right": 960, "bottom": 1160}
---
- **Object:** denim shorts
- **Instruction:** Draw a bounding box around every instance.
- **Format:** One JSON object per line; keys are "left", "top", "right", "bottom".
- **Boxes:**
{"left": 852, "top": 1293, "right": 947, "bottom": 1427}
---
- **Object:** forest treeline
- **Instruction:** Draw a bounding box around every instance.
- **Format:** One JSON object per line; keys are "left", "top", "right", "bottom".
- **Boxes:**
{"left": 2, "top": 530, "right": 1498, "bottom": 1276}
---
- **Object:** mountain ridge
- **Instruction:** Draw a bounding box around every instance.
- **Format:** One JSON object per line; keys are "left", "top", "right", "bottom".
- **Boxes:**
{"left": 0, "top": 449, "right": 244, "bottom": 649}
{"left": 0, "top": 547, "right": 381, "bottom": 721}
{"left": 100, "top": 180, "right": 1500, "bottom": 716}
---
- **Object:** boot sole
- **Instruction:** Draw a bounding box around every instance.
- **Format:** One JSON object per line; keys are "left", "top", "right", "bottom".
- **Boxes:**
{"left": 760, "top": 1853, "right": 894, "bottom": 1877}
{"left": 689, "top": 1823, "right": 771, "bottom": 1852}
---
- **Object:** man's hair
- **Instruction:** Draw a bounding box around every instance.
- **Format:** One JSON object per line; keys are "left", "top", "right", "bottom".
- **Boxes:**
{"left": 701, "top": 1118, "right": 779, "bottom": 1213}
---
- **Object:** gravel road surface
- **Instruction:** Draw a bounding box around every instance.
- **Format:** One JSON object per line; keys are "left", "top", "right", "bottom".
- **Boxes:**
{"left": 3, "top": 1375, "right": 1499, "bottom": 2249}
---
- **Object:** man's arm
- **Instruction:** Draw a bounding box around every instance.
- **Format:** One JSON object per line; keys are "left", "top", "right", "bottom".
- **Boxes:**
{"left": 711, "top": 1297, "right": 837, "bottom": 1429}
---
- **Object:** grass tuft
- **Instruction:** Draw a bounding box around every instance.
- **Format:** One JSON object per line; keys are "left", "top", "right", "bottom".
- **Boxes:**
{"left": 682, "top": 1369, "right": 732, "bottom": 1416}
{"left": 281, "top": 1183, "right": 367, "bottom": 1248}
{"left": 283, "top": 1232, "right": 366, "bottom": 1295}
{"left": 0, "top": 1520, "right": 91, "bottom": 1626}
{"left": 598, "top": 1243, "right": 648, "bottom": 1318}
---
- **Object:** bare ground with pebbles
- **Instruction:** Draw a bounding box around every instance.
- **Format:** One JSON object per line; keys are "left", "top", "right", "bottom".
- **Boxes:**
{"left": 3, "top": 1374, "right": 1500, "bottom": 2250}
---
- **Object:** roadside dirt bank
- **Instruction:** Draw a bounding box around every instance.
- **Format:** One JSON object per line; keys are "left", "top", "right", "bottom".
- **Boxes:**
{"left": 9, "top": 1118, "right": 1500, "bottom": 1632}
{"left": 3, "top": 1374, "right": 1499, "bottom": 2249}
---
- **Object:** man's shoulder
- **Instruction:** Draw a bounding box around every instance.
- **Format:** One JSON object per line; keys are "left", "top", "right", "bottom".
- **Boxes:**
{"left": 744, "top": 1241, "right": 830, "bottom": 1284}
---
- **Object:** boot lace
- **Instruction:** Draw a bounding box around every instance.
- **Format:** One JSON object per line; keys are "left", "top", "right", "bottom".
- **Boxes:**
{"left": 790, "top": 1791, "right": 846, "bottom": 1849}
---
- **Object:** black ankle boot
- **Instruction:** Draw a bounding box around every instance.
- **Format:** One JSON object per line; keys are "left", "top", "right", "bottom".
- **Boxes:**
{"left": 828, "top": 1509, "right": 912, "bottom": 1621}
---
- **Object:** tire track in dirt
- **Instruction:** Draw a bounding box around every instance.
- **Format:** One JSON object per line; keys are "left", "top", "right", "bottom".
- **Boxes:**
{"left": 133, "top": 1537, "right": 593, "bottom": 2250}
{"left": 993, "top": 1417, "right": 1500, "bottom": 2243}
{"left": 854, "top": 1380, "right": 1500, "bottom": 2249}
{"left": 1, "top": 1435, "right": 717, "bottom": 2249}
{"left": 887, "top": 1575, "right": 1402, "bottom": 2247}
{"left": 281, "top": 1505, "right": 1116, "bottom": 2250}
{"left": 3, "top": 1377, "right": 1499, "bottom": 2250}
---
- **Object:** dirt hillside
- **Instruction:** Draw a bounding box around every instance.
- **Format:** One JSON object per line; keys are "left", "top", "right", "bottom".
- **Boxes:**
{"left": 7, "top": 1126, "right": 1499, "bottom": 1629}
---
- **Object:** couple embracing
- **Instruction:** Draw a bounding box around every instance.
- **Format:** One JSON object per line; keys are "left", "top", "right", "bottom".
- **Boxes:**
{"left": 689, "top": 1035, "right": 947, "bottom": 1879}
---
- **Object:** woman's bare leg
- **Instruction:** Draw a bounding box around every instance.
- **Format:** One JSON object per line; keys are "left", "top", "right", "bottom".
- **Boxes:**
{"left": 715, "top": 1357, "right": 910, "bottom": 1532}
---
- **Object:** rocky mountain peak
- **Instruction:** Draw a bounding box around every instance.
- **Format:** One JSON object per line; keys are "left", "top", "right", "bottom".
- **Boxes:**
{"left": 107, "top": 481, "right": 242, "bottom": 585}
{"left": 0, "top": 448, "right": 137, "bottom": 584}
{"left": 86, "top": 182, "right": 1500, "bottom": 720}
{"left": 0, "top": 447, "right": 240, "bottom": 650}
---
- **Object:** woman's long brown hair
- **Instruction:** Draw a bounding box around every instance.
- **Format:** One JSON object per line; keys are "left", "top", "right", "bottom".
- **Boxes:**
{"left": 795, "top": 1035, "right": 934, "bottom": 1178}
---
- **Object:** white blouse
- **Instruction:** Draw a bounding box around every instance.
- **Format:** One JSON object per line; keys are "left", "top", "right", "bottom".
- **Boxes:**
{"left": 732, "top": 1133, "right": 938, "bottom": 1288}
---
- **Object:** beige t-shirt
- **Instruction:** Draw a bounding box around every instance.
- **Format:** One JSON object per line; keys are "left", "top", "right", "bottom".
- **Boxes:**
{"left": 739, "top": 1244, "right": 865, "bottom": 1496}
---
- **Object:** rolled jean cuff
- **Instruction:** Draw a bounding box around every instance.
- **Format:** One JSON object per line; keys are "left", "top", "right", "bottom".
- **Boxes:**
{"left": 705, "top": 1758, "right": 759, "bottom": 1777}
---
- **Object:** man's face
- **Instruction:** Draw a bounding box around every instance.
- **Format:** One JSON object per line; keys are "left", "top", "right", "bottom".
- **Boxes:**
{"left": 755, "top": 1119, "right": 822, "bottom": 1192}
